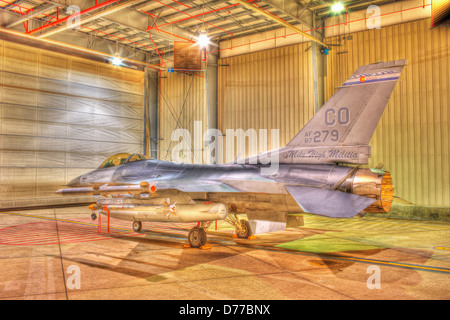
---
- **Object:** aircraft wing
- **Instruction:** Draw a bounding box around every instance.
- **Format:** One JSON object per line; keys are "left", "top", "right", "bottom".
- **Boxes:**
{"left": 155, "top": 179, "right": 240, "bottom": 193}
{"left": 285, "top": 185, "right": 376, "bottom": 218}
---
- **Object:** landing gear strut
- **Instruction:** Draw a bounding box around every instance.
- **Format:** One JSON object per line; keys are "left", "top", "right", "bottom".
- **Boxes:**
{"left": 225, "top": 213, "right": 253, "bottom": 238}
{"left": 235, "top": 219, "right": 252, "bottom": 238}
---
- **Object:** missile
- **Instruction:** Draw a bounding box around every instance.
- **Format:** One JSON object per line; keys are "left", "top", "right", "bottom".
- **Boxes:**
{"left": 55, "top": 181, "right": 157, "bottom": 197}
{"left": 92, "top": 202, "right": 228, "bottom": 223}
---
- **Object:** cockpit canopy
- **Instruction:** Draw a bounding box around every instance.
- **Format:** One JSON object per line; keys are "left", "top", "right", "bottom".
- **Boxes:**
{"left": 99, "top": 153, "right": 150, "bottom": 168}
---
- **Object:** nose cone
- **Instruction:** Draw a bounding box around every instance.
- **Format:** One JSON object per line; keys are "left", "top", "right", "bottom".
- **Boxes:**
{"left": 66, "top": 176, "right": 81, "bottom": 187}
{"left": 214, "top": 203, "right": 228, "bottom": 219}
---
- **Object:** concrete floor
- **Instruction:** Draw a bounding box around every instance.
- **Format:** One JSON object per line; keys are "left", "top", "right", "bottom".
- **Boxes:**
{"left": 0, "top": 206, "right": 449, "bottom": 300}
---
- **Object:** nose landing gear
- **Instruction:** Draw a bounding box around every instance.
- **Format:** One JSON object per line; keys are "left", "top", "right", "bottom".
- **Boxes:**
{"left": 235, "top": 219, "right": 252, "bottom": 239}
{"left": 225, "top": 213, "right": 254, "bottom": 239}
{"left": 132, "top": 221, "right": 142, "bottom": 232}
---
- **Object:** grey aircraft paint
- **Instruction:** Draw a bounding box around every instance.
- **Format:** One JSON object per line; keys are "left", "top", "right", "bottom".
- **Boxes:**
{"left": 57, "top": 60, "right": 406, "bottom": 246}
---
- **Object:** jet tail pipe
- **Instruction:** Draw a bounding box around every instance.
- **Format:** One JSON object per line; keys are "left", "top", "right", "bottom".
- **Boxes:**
{"left": 350, "top": 169, "right": 394, "bottom": 213}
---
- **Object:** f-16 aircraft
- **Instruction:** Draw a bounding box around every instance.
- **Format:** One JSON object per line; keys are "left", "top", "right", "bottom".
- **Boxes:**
{"left": 57, "top": 60, "right": 407, "bottom": 248}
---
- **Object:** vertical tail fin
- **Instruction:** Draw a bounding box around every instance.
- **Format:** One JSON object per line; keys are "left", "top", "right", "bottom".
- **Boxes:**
{"left": 279, "top": 60, "right": 407, "bottom": 164}
{"left": 287, "top": 60, "right": 407, "bottom": 149}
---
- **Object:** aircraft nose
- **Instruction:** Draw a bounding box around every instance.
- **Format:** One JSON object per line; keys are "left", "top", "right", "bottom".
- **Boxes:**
{"left": 66, "top": 176, "right": 81, "bottom": 187}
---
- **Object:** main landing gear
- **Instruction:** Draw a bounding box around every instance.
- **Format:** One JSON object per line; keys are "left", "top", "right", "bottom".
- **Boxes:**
{"left": 186, "top": 221, "right": 211, "bottom": 249}
{"left": 127, "top": 216, "right": 254, "bottom": 249}
{"left": 187, "top": 226, "right": 207, "bottom": 248}
{"left": 186, "top": 215, "right": 254, "bottom": 249}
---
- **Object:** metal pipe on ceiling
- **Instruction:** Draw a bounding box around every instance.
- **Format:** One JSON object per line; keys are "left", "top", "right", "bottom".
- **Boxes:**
{"left": 149, "top": 3, "right": 240, "bottom": 29}
{"left": 27, "top": 0, "right": 120, "bottom": 35}
{"left": 151, "top": 0, "right": 234, "bottom": 39}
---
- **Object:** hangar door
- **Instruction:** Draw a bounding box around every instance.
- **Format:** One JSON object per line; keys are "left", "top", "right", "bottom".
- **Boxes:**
{"left": 218, "top": 42, "right": 315, "bottom": 163}
{"left": 0, "top": 40, "right": 145, "bottom": 209}
{"left": 158, "top": 71, "right": 207, "bottom": 163}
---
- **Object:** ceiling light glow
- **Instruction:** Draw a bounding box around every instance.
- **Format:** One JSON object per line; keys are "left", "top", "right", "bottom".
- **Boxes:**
{"left": 112, "top": 57, "right": 122, "bottom": 66}
{"left": 331, "top": 2, "right": 345, "bottom": 13}
{"left": 197, "top": 33, "right": 210, "bottom": 48}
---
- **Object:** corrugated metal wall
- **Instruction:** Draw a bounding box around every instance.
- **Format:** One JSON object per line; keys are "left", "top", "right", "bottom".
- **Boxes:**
{"left": 218, "top": 18, "right": 448, "bottom": 208}
{"left": 218, "top": 42, "right": 314, "bottom": 163}
{"left": 325, "top": 19, "right": 449, "bottom": 207}
{"left": 158, "top": 71, "right": 207, "bottom": 162}
{"left": 0, "top": 40, "right": 145, "bottom": 208}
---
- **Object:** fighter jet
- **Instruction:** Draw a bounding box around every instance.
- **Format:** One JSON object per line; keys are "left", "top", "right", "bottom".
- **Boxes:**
{"left": 56, "top": 60, "right": 407, "bottom": 248}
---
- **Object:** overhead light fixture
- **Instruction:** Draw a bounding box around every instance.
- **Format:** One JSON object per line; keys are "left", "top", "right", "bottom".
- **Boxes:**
{"left": 331, "top": 2, "right": 345, "bottom": 13}
{"left": 111, "top": 51, "right": 122, "bottom": 66}
{"left": 111, "top": 56, "right": 122, "bottom": 66}
{"left": 196, "top": 33, "right": 210, "bottom": 48}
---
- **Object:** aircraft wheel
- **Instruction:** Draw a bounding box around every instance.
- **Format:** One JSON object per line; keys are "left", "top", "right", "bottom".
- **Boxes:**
{"left": 236, "top": 220, "right": 252, "bottom": 238}
{"left": 132, "top": 221, "right": 142, "bottom": 232}
{"left": 188, "top": 226, "right": 207, "bottom": 248}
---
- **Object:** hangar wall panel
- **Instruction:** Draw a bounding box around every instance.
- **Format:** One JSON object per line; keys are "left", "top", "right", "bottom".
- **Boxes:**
{"left": 218, "top": 43, "right": 314, "bottom": 163}
{"left": 158, "top": 71, "right": 207, "bottom": 162}
{"left": 0, "top": 40, "right": 145, "bottom": 208}
{"left": 324, "top": 19, "right": 449, "bottom": 207}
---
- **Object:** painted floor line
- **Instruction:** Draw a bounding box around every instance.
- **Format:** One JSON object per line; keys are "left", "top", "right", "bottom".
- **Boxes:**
{"left": 303, "top": 215, "right": 450, "bottom": 230}
{"left": 2, "top": 211, "right": 450, "bottom": 275}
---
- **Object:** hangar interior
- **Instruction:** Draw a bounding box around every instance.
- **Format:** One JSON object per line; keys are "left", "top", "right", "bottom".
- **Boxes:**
{"left": 0, "top": 0, "right": 449, "bottom": 221}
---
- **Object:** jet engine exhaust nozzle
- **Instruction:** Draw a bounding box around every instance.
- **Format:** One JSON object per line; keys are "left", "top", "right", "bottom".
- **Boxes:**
{"left": 351, "top": 169, "right": 394, "bottom": 213}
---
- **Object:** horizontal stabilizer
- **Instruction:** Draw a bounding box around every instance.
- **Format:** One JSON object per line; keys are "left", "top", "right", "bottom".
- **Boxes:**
{"left": 285, "top": 185, "right": 376, "bottom": 218}
{"left": 393, "top": 195, "right": 414, "bottom": 205}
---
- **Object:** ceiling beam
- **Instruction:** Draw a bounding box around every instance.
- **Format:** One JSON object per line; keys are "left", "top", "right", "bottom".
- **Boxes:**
{"left": 180, "top": 9, "right": 275, "bottom": 32}
{"left": 262, "top": 0, "right": 313, "bottom": 28}
{"left": 5, "top": 4, "right": 59, "bottom": 29}
{"left": 36, "top": 0, "right": 142, "bottom": 39}
{"left": 311, "top": 0, "right": 393, "bottom": 15}
{"left": 153, "top": 0, "right": 237, "bottom": 21}
{"left": 22, "top": 0, "right": 196, "bottom": 44}
{"left": 233, "top": 0, "right": 328, "bottom": 47}
{"left": 0, "top": 26, "right": 165, "bottom": 70}
{"left": 109, "top": 7, "right": 196, "bottom": 42}
{"left": 1, "top": 8, "right": 153, "bottom": 64}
